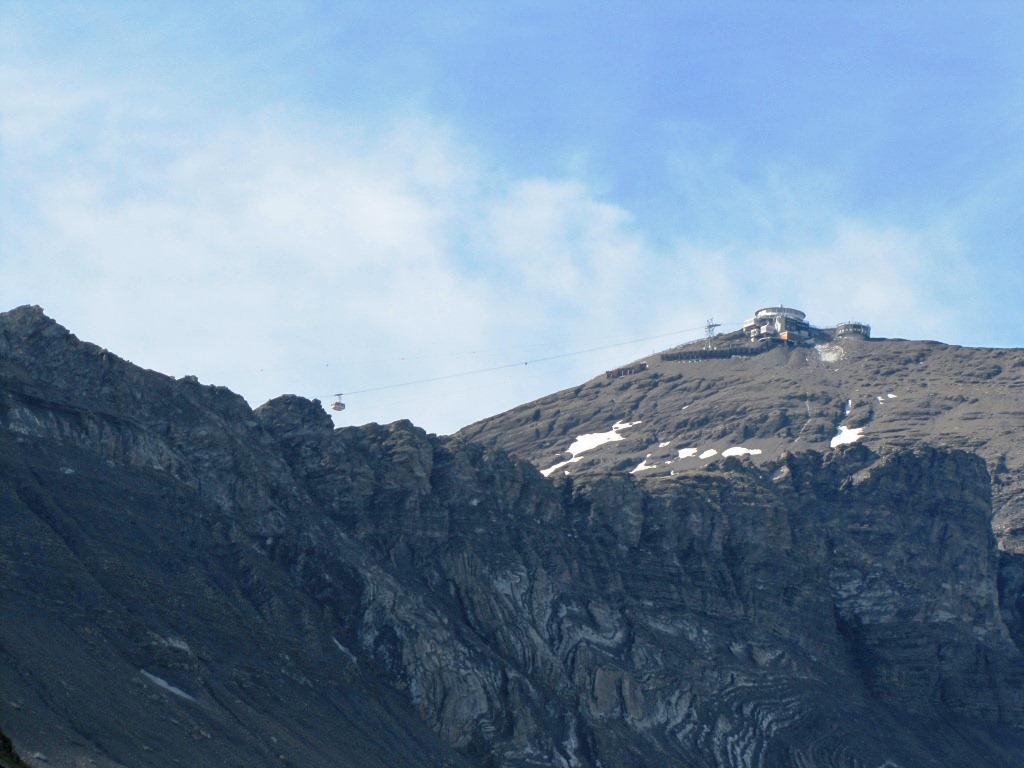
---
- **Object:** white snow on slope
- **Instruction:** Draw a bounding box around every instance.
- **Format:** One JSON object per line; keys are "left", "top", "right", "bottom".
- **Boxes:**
{"left": 333, "top": 637, "right": 358, "bottom": 665}
{"left": 141, "top": 670, "right": 196, "bottom": 701}
{"left": 677, "top": 448, "right": 698, "bottom": 459}
{"left": 567, "top": 420, "right": 642, "bottom": 455}
{"left": 161, "top": 637, "right": 191, "bottom": 653}
{"left": 887, "top": 393, "right": 897, "bottom": 398}
{"left": 830, "top": 425, "right": 865, "bottom": 447}
{"left": 699, "top": 449, "right": 718, "bottom": 459}
{"left": 540, "top": 459, "right": 574, "bottom": 477}
{"left": 721, "top": 446, "right": 763, "bottom": 457}
{"left": 816, "top": 344, "right": 844, "bottom": 364}
{"left": 630, "top": 459, "right": 657, "bottom": 474}
{"left": 541, "top": 420, "right": 642, "bottom": 477}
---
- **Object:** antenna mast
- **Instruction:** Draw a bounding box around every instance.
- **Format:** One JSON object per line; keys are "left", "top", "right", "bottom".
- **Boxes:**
{"left": 704, "top": 317, "right": 721, "bottom": 349}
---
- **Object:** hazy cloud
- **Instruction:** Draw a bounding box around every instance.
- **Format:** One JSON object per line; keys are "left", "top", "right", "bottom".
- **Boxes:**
{"left": 1, "top": 5, "right": 1019, "bottom": 432}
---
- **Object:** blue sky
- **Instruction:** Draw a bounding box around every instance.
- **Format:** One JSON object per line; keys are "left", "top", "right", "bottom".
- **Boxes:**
{"left": 2, "top": 2, "right": 1023, "bottom": 434}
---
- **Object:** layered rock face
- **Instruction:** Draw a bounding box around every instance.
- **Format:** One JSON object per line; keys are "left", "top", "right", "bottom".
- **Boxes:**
{"left": 3, "top": 306, "right": 1024, "bottom": 767}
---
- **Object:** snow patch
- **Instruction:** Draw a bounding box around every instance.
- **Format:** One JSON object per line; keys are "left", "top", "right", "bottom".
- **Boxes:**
{"left": 140, "top": 670, "right": 195, "bottom": 702}
{"left": 630, "top": 459, "right": 657, "bottom": 474}
{"left": 816, "top": 344, "right": 844, "bottom": 364}
{"left": 541, "top": 420, "right": 642, "bottom": 477}
{"left": 699, "top": 449, "right": 718, "bottom": 460}
{"left": 332, "top": 637, "right": 358, "bottom": 665}
{"left": 161, "top": 637, "right": 191, "bottom": 653}
{"left": 659, "top": 441, "right": 671, "bottom": 448}
{"left": 567, "top": 420, "right": 641, "bottom": 455}
{"left": 721, "top": 446, "right": 763, "bottom": 457}
{"left": 541, "top": 455, "right": 580, "bottom": 476}
{"left": 877, "top": 396, "right": 884, "bottom": 403}
{"left": 887, "top": 393, "right": 897, "bottom": 399}
{"left": 830, "top": 425, "right": 865, "bottom": 448}
{"left": 677, "top": 448, "right": 698, "bottom": 459}
{"left": 540, "top": 460, "right": 575, "bottom": 477}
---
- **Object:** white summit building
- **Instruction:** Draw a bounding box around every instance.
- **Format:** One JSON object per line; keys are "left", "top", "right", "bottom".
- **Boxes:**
{"left": 742, "top": 306, "right": 870, "bottom": 344}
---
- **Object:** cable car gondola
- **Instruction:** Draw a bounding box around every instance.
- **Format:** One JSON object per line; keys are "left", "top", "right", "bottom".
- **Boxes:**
{"left": 331, "top": 394, "right": 346, "bottom": 412}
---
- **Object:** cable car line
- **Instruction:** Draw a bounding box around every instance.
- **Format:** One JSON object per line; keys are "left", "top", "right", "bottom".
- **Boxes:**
{"left": 338, "top": 358, "right": 606, "bottom": 414}
{"left": 330, "top": 323, "right": 742, "bottom": 402}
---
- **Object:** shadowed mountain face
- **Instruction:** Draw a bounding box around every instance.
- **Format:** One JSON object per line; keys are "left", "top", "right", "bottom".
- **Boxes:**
{"left": 2, "top": 305, "right": 1024, "bottom": 767}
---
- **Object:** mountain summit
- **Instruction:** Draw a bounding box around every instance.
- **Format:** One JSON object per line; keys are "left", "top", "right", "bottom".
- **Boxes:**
{"left": 460, "top": 305, "right": 1024, "bottom": 551}
{"left": 2, "top": 305, "right": 1024, "bottom": 767}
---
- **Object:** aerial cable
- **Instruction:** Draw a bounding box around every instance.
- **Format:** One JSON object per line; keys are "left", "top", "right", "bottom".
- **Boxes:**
{"left": 330, "top": 324, "right": 740, "bottom": 400}
{"left": 339, "top": 358, "right": 604, "bottom": 414}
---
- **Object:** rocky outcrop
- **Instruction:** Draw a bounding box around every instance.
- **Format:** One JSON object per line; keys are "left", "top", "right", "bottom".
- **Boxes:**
{"left": 286, "top": 432, "right": 1024, "bottom": 766}
{"left": 3, "top": 307, "right": 1024, "bottom": 767}
{"left": 0, "top": 728, "right": 31, "bottom": 768}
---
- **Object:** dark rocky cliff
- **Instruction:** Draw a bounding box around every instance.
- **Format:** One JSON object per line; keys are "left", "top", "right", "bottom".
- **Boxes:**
{"left": 0, "top": 728, "right": 31, "bottom": 768}
{"left": 3, "top": 306, "right": 1024, "bottom": 767}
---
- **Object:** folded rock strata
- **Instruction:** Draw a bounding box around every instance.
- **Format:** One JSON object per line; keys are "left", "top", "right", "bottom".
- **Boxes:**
{"left": 2, "top": 306, "right": 1024, "bottom": 766}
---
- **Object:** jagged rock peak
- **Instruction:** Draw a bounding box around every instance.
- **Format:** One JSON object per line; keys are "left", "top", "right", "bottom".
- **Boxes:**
{"left": 0, "top": 304, "right": 121, "bottom": 371}
{"left": 0, "top": 305, "right": 75, "bottom": 355}
{"left": 0, "top": 304, "right": 255, "bottom": 424}
{"left": 2, "top": 303, "right": 54, "bottom": 326}
{"left": 255, "top": 394, "right": 335, "bottom": 438}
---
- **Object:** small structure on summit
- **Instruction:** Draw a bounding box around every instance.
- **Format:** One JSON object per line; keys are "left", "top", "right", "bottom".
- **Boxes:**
{"left": 660, "top": 305, "right": 871, "bottom": 363}
{"left": 834, "top": 321, "right": 871, "bottom": 339}
{"left": 606, "top": 362, "right": 649, "bottom": 379}
{"left": 743, "top": 306, "right": 812, "bottom": 344}
{"left": 741, "top": 306, "right": 871, "bottom": 345}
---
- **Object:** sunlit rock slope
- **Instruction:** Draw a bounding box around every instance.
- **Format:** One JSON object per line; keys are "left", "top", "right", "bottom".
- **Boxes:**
{"left": 460, "top": 328, "right": 1024, "bottom": 551}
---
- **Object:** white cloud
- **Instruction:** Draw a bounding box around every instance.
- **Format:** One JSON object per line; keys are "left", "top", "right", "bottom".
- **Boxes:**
{"left": 0, "top": 65, "right": 681, "bottom": 432}
{"left": 657, "top": 132, "right": 980, "bottom": 341}
{"left": 0, "top": 50, "right": 990, "bottom": 434}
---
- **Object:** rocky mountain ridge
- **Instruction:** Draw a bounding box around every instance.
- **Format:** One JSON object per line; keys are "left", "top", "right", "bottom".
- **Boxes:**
{"left": 459, "top": 327, "right": 1024, "bottom": 551}
{"left": 2, "top": 305, "right": 1024, "bottom": 767}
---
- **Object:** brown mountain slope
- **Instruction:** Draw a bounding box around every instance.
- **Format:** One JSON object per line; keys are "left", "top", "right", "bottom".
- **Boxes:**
{"left": 458, "top": 329, "right": 1024, "bottom": 550}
